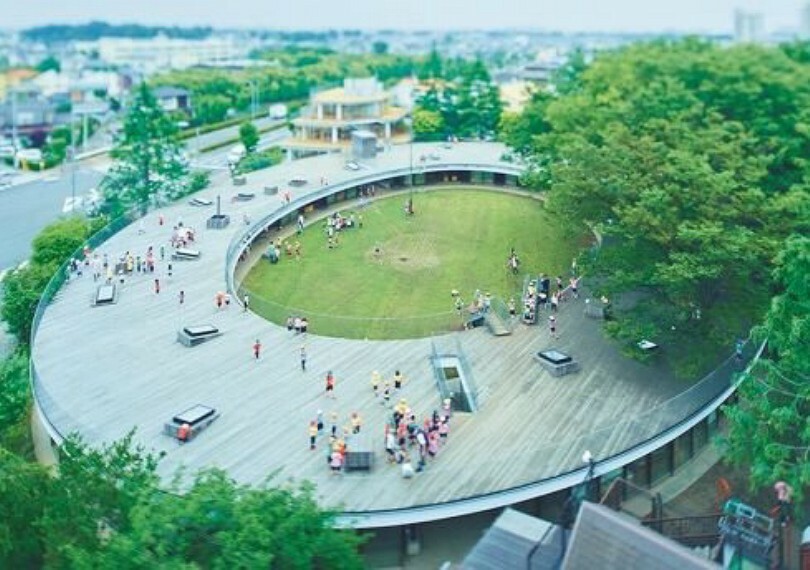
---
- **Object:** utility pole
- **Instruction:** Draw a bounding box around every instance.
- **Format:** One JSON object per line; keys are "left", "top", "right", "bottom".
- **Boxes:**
{"left": 11, "top": 88, "right": 18, "bottom": 169}
{"left": 70, "top": 109, "right": 76, "bottom": 212}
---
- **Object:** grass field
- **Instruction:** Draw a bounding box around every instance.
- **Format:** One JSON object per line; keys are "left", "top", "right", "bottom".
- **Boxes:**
{"left": 241, "top": 188, "right": 584, "bottom": 339}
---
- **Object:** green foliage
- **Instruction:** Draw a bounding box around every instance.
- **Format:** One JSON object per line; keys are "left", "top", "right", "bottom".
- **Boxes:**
{"left": 35, "top": 55, "right": 60, "bottom": 73}
{"left": 98, "top": 470, "right": 365, "bottom": 569}
{"left": 101, "top": 83, "right": 189, "bottom": 215}
{"left": 412, "top": 108, "right": 445, "bottom": 141}
{"left": 22, "top": 22, "right": 212, "bottom": 43}
{"left": 372, "top": 41, "right": 388, "bottom": 55}
{"left": 723, "top": 235, "right": 810, "bottom": 499}
{"left": 498, "top": 91, "right": 553, "bottom": 155}
{"left": 153, "top": 49, "right": 420, "bottom": 128}
{"left": 187, "top": 170, "right": 211, "bottom": 194}
{"left": 2, "top": 216, "right": 98, "bottom": 344}
{"left": 0, "top": 448, "right": 49, "bottom": 568}
{"left": 0, "top": 432, "right": 365, "bottom": 567}
{"left": 40, "top": 433, "right": 162, "bottom": 567}
{"left": 509, "top": 39, "right": 810, "bottom": 367}
{"left": 1, "top": 264, "right": 52, "bottom": 344}
{"left": 0, "top": 350, "right": 30, "bottom": 447}
{"left": 31, "top": 217, "right": 91, "bottom": 267}
{"left": 414, "top": 57, "right": 503, "bottom": 140}
{"left": 238, "top": 121, "right": 260, "bottom": 154}
{"left": 235, "top": 147, "right": 283, "bottom": 175}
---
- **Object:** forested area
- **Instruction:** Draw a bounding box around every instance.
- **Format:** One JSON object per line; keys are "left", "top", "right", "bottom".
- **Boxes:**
{"left": 502, "top": 39, "right": 809, "bottom": 496}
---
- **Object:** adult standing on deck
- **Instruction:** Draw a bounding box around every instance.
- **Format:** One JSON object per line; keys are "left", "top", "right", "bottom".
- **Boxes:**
{"left": 253, "top": 339, "right": 262, "bottom": 360}
{"left": 325, "top": 370, "right": 336, "bottom": 398}
{"left": 300, "top": 345, "right": 307, "bottom": 371}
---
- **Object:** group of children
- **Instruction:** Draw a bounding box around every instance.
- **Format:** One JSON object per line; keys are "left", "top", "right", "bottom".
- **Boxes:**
{"left": 308, "top": 409, "right": 365, "bottom": 475}
{"left": 385, "top": 397, "right": 453, "bottom": 478}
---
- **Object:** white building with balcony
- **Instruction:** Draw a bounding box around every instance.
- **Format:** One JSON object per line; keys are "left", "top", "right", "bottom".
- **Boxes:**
{"left": 284, "top": 77, "right": 410, "bottom": 159}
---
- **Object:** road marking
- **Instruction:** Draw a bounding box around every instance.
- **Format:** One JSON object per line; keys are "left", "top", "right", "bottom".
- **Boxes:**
{"left": 63, "top": 197, "right": 84, "bottom": 213}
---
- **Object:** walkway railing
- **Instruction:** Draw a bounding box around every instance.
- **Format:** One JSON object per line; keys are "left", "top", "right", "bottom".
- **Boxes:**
{"left": 29, "top": 211, "right": 140, "bottom": 444}
{"left": 241, "top": 287, "right": 460, "bottom": 339}
{"left": 338, "top": 339, "right": 765, "bottom": 527}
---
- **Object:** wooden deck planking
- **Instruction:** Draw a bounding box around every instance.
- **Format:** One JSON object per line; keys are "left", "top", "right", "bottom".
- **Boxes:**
{"left": 34, "top": 143, "right": 688, "bottom": 515}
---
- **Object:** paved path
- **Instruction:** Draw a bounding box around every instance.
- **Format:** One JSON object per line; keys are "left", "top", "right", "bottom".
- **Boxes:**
{"left": 32, "top": 142, "right": 684, "bottom": 526}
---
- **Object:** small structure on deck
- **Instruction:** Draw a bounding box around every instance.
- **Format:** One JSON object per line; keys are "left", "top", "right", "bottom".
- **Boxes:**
{"left": 189, "top": 197, "right": 213, "bottom": 207}
{"left": 352, "top": 130, "right": 378, "bottom": 160}
{"left": 177, "top": 324, "right": 222, "bottom": 347}
{"left": 92, "top": 283, "right": 118, "bottom": 307}
{"left": 536, "top": 349, "right": 580, "bottom": 377}
{"left": 207, "top": 195, "right": 230, "bottom": 229}
{"left": 233, "top": 192, "right": 255, "bottom": 202}
{"left": 171, "top": 248, "right": 201, "bottom": 261}
{"left": 164, "top": 404, "right": 220, "bottom": 442}
{"left": 344, "top": 435, "right": 375, "bottom": 472}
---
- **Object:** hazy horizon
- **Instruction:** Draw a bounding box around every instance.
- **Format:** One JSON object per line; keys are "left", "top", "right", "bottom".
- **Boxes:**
{"left": 0, "top": 0, "right": 805, "bottom": 35}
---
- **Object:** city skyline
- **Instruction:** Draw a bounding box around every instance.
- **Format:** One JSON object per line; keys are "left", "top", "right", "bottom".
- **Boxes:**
{"left": 0, "top": 0, "right": 805, "bottom": 34}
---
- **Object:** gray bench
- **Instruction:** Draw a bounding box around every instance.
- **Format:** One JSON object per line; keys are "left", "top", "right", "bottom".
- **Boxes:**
{"left": 264, "top": 185, "right": 279, "bottom": 196}
{"left": 93, "top": 283, "right": 118, "bottom": 306}
{"left": 163, "top": 404, "right": 220, "bottom": 441}
{"left": 171, "top": 248, "right": 201, "bottom": 261}
{"left": 177, "top": 324, "right": 222, "bottom": 347}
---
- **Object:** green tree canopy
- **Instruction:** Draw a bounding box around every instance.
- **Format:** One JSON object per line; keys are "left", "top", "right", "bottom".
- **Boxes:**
{"left": 101, "top": 83, "right": 189, "bottom": 215}
{"left": 35, "top": 55, "right": 60, "bottom": 73}
{"left": 412, "top": 108, "right": 445, "bottom": 142}
{"left": 239, "top": 121, "right": 260, "bottom": 154}
{"left": 724, "top": 235, "right": 810, "bottom": 499}
{"left": 2, "top": 217, "right": 100, "bottom": 345}
{"left": 510, "top": 39, "right": 810, "bottom": 372}
{"left": 414, "top": 57, "right": 503, "bottom": 140}
{"left": 0, "top": 433, "right": 365, "bottom": 568}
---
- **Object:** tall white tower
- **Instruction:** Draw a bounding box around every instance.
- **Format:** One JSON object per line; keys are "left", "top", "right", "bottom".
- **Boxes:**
{"left": 734, "top": 9, "right": 765, "bottom": 43}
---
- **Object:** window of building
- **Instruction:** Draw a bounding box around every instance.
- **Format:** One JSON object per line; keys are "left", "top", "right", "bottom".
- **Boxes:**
{"left": 673, "top": 430, "right": 694, "bottom": 470}
{"left": 650, "top": 444, "right": 673, "bottom": 485}
{"left": 693, "top": 419, "right": 709, "bottom": 451}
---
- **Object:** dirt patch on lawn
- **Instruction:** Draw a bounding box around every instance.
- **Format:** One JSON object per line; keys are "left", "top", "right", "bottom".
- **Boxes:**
{"left": 366, "top": 234, "right": 441, "bottom": 272}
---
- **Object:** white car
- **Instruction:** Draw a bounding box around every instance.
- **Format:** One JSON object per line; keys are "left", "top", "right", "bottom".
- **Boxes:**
{"left": 227, "top": 144, "right": 246, "bottom": 165}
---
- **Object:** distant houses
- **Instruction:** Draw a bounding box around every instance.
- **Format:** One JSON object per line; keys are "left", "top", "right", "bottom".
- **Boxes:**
{"left": 153, "top": 86, "right": 192, "bottom": 113}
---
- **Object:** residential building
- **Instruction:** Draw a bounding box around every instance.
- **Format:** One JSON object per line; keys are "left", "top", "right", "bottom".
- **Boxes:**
{"left": 284, "top": 77, "right": 410, "bottom": 159}
{"left": 0, "top": 68, "right": 38, "bottom": 100}
{"left": 0, "top": 86, "right": 56, "bottom": 147}
{"left": 96, "top": 35, "right": 244, "bottom": 73}
{"left": 153, "top": 86, "right": 192, "bottom": 113}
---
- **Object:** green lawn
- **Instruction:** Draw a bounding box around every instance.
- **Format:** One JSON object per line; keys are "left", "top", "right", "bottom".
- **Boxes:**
{"left": 241, "top": 188, "right": 584, "bottom": 338}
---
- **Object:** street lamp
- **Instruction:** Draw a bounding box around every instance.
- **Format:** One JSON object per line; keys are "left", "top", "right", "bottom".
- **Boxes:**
{"left": 247, "top": 80, "right": 259, "bottom": 120}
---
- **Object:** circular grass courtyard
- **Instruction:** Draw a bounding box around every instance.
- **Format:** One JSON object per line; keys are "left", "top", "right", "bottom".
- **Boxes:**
{"left": 240, "top": 187, "right": 584, "bottom": 339}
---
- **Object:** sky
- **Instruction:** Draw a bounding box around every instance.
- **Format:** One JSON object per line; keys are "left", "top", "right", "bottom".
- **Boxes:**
{"left": 0, "top": 0, "right": 805, "bottom": 34}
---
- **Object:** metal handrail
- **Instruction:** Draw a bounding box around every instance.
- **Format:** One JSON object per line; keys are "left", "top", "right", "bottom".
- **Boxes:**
{"left": 29, "top": 211, "right": 140, "bottom": 444}
{"left": 336, "top": 339, "right": 766, "bottom": 527}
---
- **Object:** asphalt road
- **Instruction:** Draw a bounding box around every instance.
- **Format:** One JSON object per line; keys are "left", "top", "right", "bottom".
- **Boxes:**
{"left": 0, "top": 126, "right": 289, "bottom": 272}
{"left": 0, "top": 168, "right": 104, "bottom": 270}
{"left": 185, "top": 116, "right": 286, "bottom": 155}
{"left": 191, "top": 128, "right": 290, "bottom": 170}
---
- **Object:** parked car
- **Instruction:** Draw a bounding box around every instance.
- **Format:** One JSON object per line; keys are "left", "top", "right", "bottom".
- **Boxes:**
{"left": 227, "top": 144, "right": 246, "bottom": 165}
